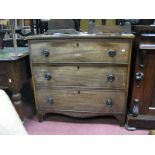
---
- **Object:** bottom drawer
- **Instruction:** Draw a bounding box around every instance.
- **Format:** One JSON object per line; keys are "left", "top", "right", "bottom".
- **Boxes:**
{"left": 36, "top": 88, "right": 126, "bottom": 113}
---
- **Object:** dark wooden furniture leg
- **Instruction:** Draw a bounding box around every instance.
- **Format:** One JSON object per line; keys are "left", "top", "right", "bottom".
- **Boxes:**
{"left": 12, "top": 92, "right": 23, "bottom": 120}
{"left": 116, "top": 115, "right": 126, "bottom": 126}
{"left": 38, "top": 113, "right": 44, "bottom": 122}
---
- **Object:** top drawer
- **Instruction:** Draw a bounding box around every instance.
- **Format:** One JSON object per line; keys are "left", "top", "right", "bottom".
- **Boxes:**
{"left": 30, "top": 39, "right": 131, "bottom": 63}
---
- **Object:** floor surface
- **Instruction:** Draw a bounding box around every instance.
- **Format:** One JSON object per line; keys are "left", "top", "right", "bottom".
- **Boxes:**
{"left": 24, "top": 114, "right": 149, "bottom": 135}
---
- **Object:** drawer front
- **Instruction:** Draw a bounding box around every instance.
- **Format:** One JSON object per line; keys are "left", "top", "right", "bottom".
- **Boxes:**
{"left": 33, "top": 66, "right": 127, "bottom": 89}
{"left": 36, "top": 89, "right": 125, "bottom": 113}
{"left": 30, "top": 39, "right": 130, "bottom": 63}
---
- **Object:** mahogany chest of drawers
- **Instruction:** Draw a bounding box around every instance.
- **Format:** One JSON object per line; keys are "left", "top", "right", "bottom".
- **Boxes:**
{"left": 27, "top": 34, "right": 134, "bottom": 125}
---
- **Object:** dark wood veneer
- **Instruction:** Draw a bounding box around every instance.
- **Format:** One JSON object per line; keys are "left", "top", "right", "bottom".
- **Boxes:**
{"left": 127, "top": 25, "right": 155, "bottom": 129}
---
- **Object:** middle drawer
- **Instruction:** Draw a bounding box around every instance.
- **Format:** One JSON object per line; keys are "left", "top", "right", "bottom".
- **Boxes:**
{"left": 33, "top": 65, "right": 127, "bottom": 89}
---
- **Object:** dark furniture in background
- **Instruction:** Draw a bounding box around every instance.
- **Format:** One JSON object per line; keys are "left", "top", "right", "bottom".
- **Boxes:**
{"left": 0, "top": 48, "right": 30, "bottom": 120}
{"left": 34, "top": 19, "right": 81, "bottom": 34}
{"left": 0, "top": 20, "right": 33, "bottom": 120}
{"left": 0, "top": 31, "right": 5, "bottom": 48}
{"left": 116, "top": 19, "right": 154, "bottom": 26}
{"left": 127, "top": 25, "right": 155, "bottom": 129}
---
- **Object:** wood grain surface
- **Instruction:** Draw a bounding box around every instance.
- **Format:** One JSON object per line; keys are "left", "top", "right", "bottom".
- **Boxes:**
{"left": 28, "top": 36, "right": 133, "bottom": 124}
{"left": 36, "top": 88, "right": 125, "bottom": 113}
{"left": 30, "top": 39, "right": 130, "bottom": 63}
{"left": 33, "top": 65, "right": 127, "bottom": 89}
